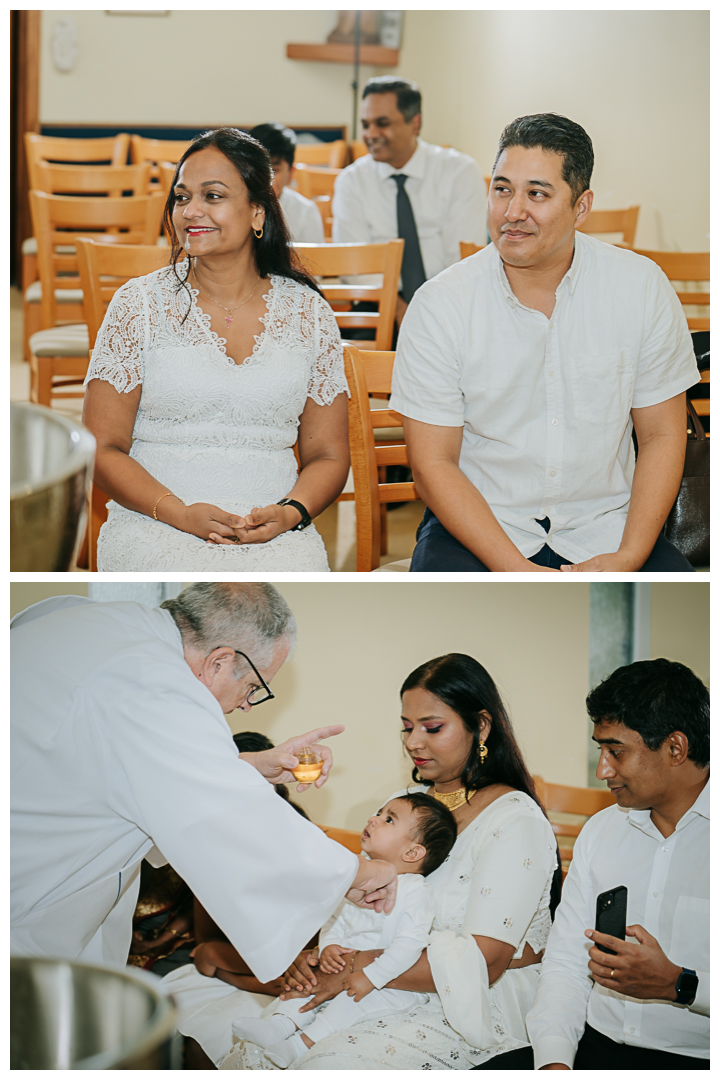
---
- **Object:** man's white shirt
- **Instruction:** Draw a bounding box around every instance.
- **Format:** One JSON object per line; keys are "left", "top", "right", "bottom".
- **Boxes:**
{"left": 280, "top": 185, "right": 325, "bottom": 244}
{"left": 390, "top": 232, "right": 699, "bottom": 562}
{"left": 10, "top": 598, "right": 357, "bottom": 981}
{"left": 526, "top": 784, "right": 709, "bottom": 1067}
{"left": 332, "top": 139, "right": 485, "bottom": 285}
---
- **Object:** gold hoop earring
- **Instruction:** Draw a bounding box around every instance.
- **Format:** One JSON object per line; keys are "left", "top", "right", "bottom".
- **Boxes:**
{"left": 254, "top": 226, "right": 264, "bottom": 239}
{"left": 477, "top": 741, "right": 488, "bottom": 765}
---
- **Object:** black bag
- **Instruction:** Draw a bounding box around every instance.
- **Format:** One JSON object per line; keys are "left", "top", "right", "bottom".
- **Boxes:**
{"left": 663, "top": 398, "right": 709, "bottom": 566}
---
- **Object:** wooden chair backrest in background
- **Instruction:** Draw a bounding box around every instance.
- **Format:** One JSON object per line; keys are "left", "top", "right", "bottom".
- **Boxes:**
{"left": 343, "top": 346, "right": 420, "bottom": 572}
{"left": 460, "top": 241, "right": 485, "bottom": 260}
{"left": 633, "top": 249, "right": 710, "bottom": 331}
{"left": 293, "top": 164, "right": 342, "bottom": 201}
{"left": 130, "top": 135, "right": 191, "bottom": 189}
{"left": 29, "top": 161, "right": 152, "bottom": 199}
{"left": 533, "top": 775, "right": 616, "bottom": 873}
{"left": 25, "top": 131, "right": 130, "bottom": 169}
{"left": 293, "top": 240, "right": 403, "bottom": 351}
{"left": 294, "top": 139, "right": 348, "bottom": 168}
{"left": 157, "top": 161, "right": 177, "bottom": 197}
{"left": 320, "top": 825, "right": 363, "bottom": 853}
{"left": 76, "top": 238, "right": 172, "bottom": 349}
{"left": 350, "top": 140, "right": 368, "bottom": 162}
{"left": 578, "top": 205, "right": 640, "bottom": 248}
{"left": 29, "top": 190, "right": 166, "bottom": 329}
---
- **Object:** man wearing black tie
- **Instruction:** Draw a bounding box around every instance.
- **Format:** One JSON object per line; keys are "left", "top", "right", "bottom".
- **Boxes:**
{"left": 332, "top": 76, "right": 485, "bottom": 329}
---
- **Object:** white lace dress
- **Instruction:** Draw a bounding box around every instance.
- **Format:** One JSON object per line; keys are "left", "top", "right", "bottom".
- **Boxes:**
{"left": 217, "top": 790, "right": 557, "bottom": 1070}
{"left": 84, "top": 268, "right": 347, "bottom": 571}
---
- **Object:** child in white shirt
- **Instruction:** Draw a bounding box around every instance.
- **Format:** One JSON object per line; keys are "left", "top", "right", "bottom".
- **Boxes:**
{"left": 231, "top": 792, "right": 456, "bottom": 1067}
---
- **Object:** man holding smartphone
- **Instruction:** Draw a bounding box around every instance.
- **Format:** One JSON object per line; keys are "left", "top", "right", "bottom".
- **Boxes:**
{"left": 475, "top": 658, "right": 709, "bottom": 1070}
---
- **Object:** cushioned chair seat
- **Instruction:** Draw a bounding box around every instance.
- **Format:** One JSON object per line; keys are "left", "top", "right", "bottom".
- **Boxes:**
{"left": 372, "top": 559, "right": 411, "bottom": 572}
{"left": 22, "top": 236, "right": 38, "bottom": 256}
{"left": 25, "top": 280, "right": 84, "bottom": 304}
{"left": 29, "top": 323, "right": 89, "bottom": 357}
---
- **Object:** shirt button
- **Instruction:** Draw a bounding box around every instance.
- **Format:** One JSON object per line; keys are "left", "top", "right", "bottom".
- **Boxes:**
{"left": 628, "top": 1027, "right": 635, "bottom": 1035}
{"left": 662, "top": 847, "right": 669, "bottom": 852}
{"left": 653, "top": 891, "right": 659, "bottom": 897}
{"left": 550, "top": 470, "right": 556, "bottom": 477}
{"left": 549, "top": 370, "right": 555, "bottom": 378}
{"left": 551, "top": 418, "right": 558, "bottom": 426}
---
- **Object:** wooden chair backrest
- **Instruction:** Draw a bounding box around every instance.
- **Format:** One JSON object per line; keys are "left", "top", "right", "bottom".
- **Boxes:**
{"left": 129, "top": 135, "right": 191, "bottom": 189}
{"left": 533, "top": 776, "right": 616, "bottom": 870}
{"left": 320, "top": 825, "right": 363, "bottom": 853}
{"left": 350, "top": 139, "right": 368, "bottom": 162}
{"left": 293, "top": 240, "right": 404, "bottom": 351}
{"left": 484, "top": 174, "right": 491, "bottom": 194}
{"left": 460, "top": 241, "right": 485, "bottom": 260}
{"left": 29, "top": 161, "right": 152, "bottom": 198}
{"left": 294, "top": 140, "right": 348, "bottom": 168}
{"left": 343, "top": 346, "right": 419, "bottom": 571}
{"left": 29, "top": 190, "right": 166, "bottom": 329}
{"left": 578, "top": 205, "right": 640, "bottom": 247}
{"left": 293, "top": 164, "right": 342, "bottom": 200}
{"left": 157, "top": 161, "right": 177, "bottom": 196}
{"left": 76, "top": 238, "right": 172, "bottom": 349}
{"left": 632, "top": 249, "right": 710, "bottom": 331}
{"left": 25, "top": 131, "right": 130, "bottom": 168}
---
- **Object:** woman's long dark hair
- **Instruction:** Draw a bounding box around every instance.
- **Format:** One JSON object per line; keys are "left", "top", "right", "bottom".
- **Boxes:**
{"left": 162, "top": 127, "right": 322, "bottom": 318}
{"left": 401, "top": 653, "right": 562, "bottom": 917}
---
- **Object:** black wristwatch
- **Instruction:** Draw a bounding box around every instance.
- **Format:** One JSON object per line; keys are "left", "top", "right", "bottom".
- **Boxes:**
{"left": 278, "top": 498, "right": 312, "bottom": 532}
{"left": 674, "top": 967, "right": 698, "bottom": 1005}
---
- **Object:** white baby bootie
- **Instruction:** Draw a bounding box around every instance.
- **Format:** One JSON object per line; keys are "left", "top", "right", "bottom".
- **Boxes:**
{"left": 231, "top": 1014, "right": 296, "bottom": 1048}
{"left": 266, "top": 1032, "right": 310, "bottom": 1069}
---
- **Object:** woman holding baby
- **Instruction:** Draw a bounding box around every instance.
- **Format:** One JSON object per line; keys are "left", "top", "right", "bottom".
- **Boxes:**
{"left": 166, "top": 653, "right": 559, "bottom": 1069}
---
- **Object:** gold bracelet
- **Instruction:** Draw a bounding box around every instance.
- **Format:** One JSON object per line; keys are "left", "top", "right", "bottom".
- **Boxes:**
{"left": 153, "top": 492, "right": 185, "bottom": 520}
{"left": 348, "top": 950, "right": 359, "bottom": 974}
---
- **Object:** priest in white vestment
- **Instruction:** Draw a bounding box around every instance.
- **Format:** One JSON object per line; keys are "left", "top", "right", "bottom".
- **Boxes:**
{"left": 11, "top": 584, "right": 396, "bottom": 984}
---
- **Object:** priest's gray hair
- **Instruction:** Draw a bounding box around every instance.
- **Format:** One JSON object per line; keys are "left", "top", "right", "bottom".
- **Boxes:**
{"left": 161, "top": 583, "right": 296, "bottom": 678}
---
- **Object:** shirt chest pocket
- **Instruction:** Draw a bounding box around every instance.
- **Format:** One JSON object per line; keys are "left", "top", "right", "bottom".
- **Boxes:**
{"left": 568, "top": 351, "right": 634, "bottom": 424}
{"left": 669, "top": 896, "right": 709, "bottom": 972}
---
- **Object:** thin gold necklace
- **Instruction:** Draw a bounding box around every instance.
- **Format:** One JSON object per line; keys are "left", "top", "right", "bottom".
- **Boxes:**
{"left": 432, "top": 787, "right": 477, "bottom": 812}
{"left": 192, "top": 264, "right": 261, "bottom": 329}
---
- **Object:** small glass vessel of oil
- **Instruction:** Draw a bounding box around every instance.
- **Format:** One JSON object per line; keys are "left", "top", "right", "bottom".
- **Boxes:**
{"left": 292, "top": 747, "right": 322, "bottom": 784}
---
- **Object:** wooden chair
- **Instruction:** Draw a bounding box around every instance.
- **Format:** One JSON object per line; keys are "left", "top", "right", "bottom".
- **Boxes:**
{"left": 157, "top": 160, "right": 177, "bottom": 196}
{"left": 342, "top": 346, "right": 421, "bottom": 572}
{"left": 28, "top": 160, "right": 151, "bottom": 198}
{"left": 292, "top": 240, "right": 403, "bottom": 351}
{"left": 22, "top": 132, "right": 131, "bottom": 355}
{"left": 632, "top": 249, "right": 710, "bottom": 331}
{"left": 533, "top": 776, "right": 615, "bottom": 875}
{"left": 293, "top": 164, "right": 342, "bottom": 201}
{"left": 130, "top": 134, "right": 190, "bottom": 190}
{"left": 28, "top": 190, "right": 165, "bottom": 407}
{"left": 578, "top": 206, "right": 639, "bottom": 248}
{"left": 294, "top": 139, "right": 348, "bottom": 168}
{"left": 350, "top": 140, "right": 368, "bottom": 162}
{"left": 319, "top": 825, "right": 363, "bottom": 853}
{"left": 460, "top": 241, "right": 485, "bottom": 260}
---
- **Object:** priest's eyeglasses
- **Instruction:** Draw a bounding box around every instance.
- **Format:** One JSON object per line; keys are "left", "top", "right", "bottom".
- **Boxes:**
{"left": 225, "top": 648, "right": 275, "bottom": 707}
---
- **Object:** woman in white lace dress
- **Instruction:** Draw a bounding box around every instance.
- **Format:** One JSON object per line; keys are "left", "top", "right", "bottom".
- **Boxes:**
{"left": 166, "top": 653, "right": 560, "bottom": 1069}
{"left": 82, "top": 128, "right": 349, "bottom": 571}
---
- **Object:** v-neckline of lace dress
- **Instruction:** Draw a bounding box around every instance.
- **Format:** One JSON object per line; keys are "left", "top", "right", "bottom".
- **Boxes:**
{"left": 187, "top": 273, "right": 275, "bottom": 369}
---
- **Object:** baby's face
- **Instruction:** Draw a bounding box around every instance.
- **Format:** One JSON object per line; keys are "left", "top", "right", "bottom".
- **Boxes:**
{"left": 361, "top": 798, "right": 418, "bottom": 867}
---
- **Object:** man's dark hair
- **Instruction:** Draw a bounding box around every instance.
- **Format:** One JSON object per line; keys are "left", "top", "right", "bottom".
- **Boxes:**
{"left": 249, "top": 123, "right": 297, "bottom": 169}
{"left": 394, "top": 792, "right": 456, "bottom": 876}
{"left": 494, "top": 113, "right": 594, "bottom": 205}
{"left": 362, "top": 76, "right": 421, "bottom": 123}
{"left": 586, "top": 658, "right": 709, "bottom": 769}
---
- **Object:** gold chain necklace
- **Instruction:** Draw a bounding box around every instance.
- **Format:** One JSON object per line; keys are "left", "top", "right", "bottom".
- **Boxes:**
{"left": 192, "top": 264, "right": 261, "bottom": 329}
{"left": 432, "top": 787, "right": 477, "bottom": 812}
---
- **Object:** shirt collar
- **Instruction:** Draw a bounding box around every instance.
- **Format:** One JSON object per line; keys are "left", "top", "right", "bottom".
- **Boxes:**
{"left": 491, "top": 227, "right": 586, "bottom": 303}
{"left": 377, "top": 139, "right": 427, "bottom": 182}
{"left": 627, "top": 779, "right": 710, "bottom": 837}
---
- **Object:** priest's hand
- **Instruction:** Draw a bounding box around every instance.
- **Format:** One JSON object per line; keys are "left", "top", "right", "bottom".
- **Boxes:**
{"left": 346, "top": 856, "right": 397, "bottom": 914}
{"left": 240, "top": 724, "right": 345, "bottom": 791}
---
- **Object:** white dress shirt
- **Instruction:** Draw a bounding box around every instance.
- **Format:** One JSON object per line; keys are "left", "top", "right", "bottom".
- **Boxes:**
{"left": 10, "top": 597, "right": 357, "bottom": 982}
{"left": 332, "top": 139, "right": 485, "bottom": 284}
{"left": 526, "top": 784, "right": 709, "bottom": 1067}
{"left": 390, "top": 232, "right": 699, "bottom": 562}
{"left": 320, "top": 872, "right": 434, "bottom": 989}
{"left": 280, "top": 186, "right": 325, "bottom": 244}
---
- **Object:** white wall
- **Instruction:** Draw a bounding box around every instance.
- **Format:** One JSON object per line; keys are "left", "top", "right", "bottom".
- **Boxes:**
{"left": 39, "top": 10, "right": 708, "bottom": 251}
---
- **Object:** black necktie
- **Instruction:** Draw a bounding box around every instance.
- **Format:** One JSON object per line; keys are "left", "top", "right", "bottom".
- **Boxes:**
{"left": 392, "top": 173, "right": 426, "bottom": 303}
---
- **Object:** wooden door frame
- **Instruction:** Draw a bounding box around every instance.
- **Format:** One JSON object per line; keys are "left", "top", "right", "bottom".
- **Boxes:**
{"left": 11, "top": 10, "right": 41, "bottom": 285}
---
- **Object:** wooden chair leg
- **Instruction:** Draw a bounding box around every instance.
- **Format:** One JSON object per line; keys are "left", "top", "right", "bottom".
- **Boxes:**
{"left": 30, "top": 355, "right": 53, "bottom": 407}
{"left": 24, "top": 302, "right": 41, "bottom": 363}
{"left": 380, "top": 504, "right": 388, "bottom": 556}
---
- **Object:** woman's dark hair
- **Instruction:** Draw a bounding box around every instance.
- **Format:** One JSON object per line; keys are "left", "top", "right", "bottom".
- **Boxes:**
{"left": 162, "top": 127, "right": 322, "bottom": 320}
{"left": 232, "top": 730, "right": 310, "bottom": 820}
{"left": 586, "top": 658, "right": 709, "bottom": 769}
{"left": 401, "top": 653, "right": 562, "bottom": 915}
{"left": 394, "top": 792, "right": 457, "bottom": 876}
{"left": 493, "top": 113, "right": 594, "bottom": 205}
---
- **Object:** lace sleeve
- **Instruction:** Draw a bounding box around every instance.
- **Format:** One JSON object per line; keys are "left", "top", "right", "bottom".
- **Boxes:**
{"left": 84, "top": 276, "right": 151, "bottom": 393}
{"left": 308, "top": 290, "right": 349, "bottom": 406}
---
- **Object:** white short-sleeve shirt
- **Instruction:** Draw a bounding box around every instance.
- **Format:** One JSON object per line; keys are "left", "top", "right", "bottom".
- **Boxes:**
{"left": 280, "top": 186, "right": 325, "bottom": 245}
{"left": 390, "top": 232, "right": 699, "bottom": 562}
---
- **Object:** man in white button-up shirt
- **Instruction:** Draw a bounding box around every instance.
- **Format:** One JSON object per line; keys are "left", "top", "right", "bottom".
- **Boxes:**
{"left": 332, "top": 76, "right": 485, "bottom": 328}
{"left": 250, "top": 124, "right": 325, "bottom": 245}
{"left": 476, "top": 658, "right": 709, "bottom": 1071}
{"left": 391, "top": 114, "right": 699, "bottom": 572}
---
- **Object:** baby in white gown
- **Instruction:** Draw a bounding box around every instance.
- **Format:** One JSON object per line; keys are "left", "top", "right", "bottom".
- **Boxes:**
{"left": 231, "top": 793, "right": 456, "bottom": 1068}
